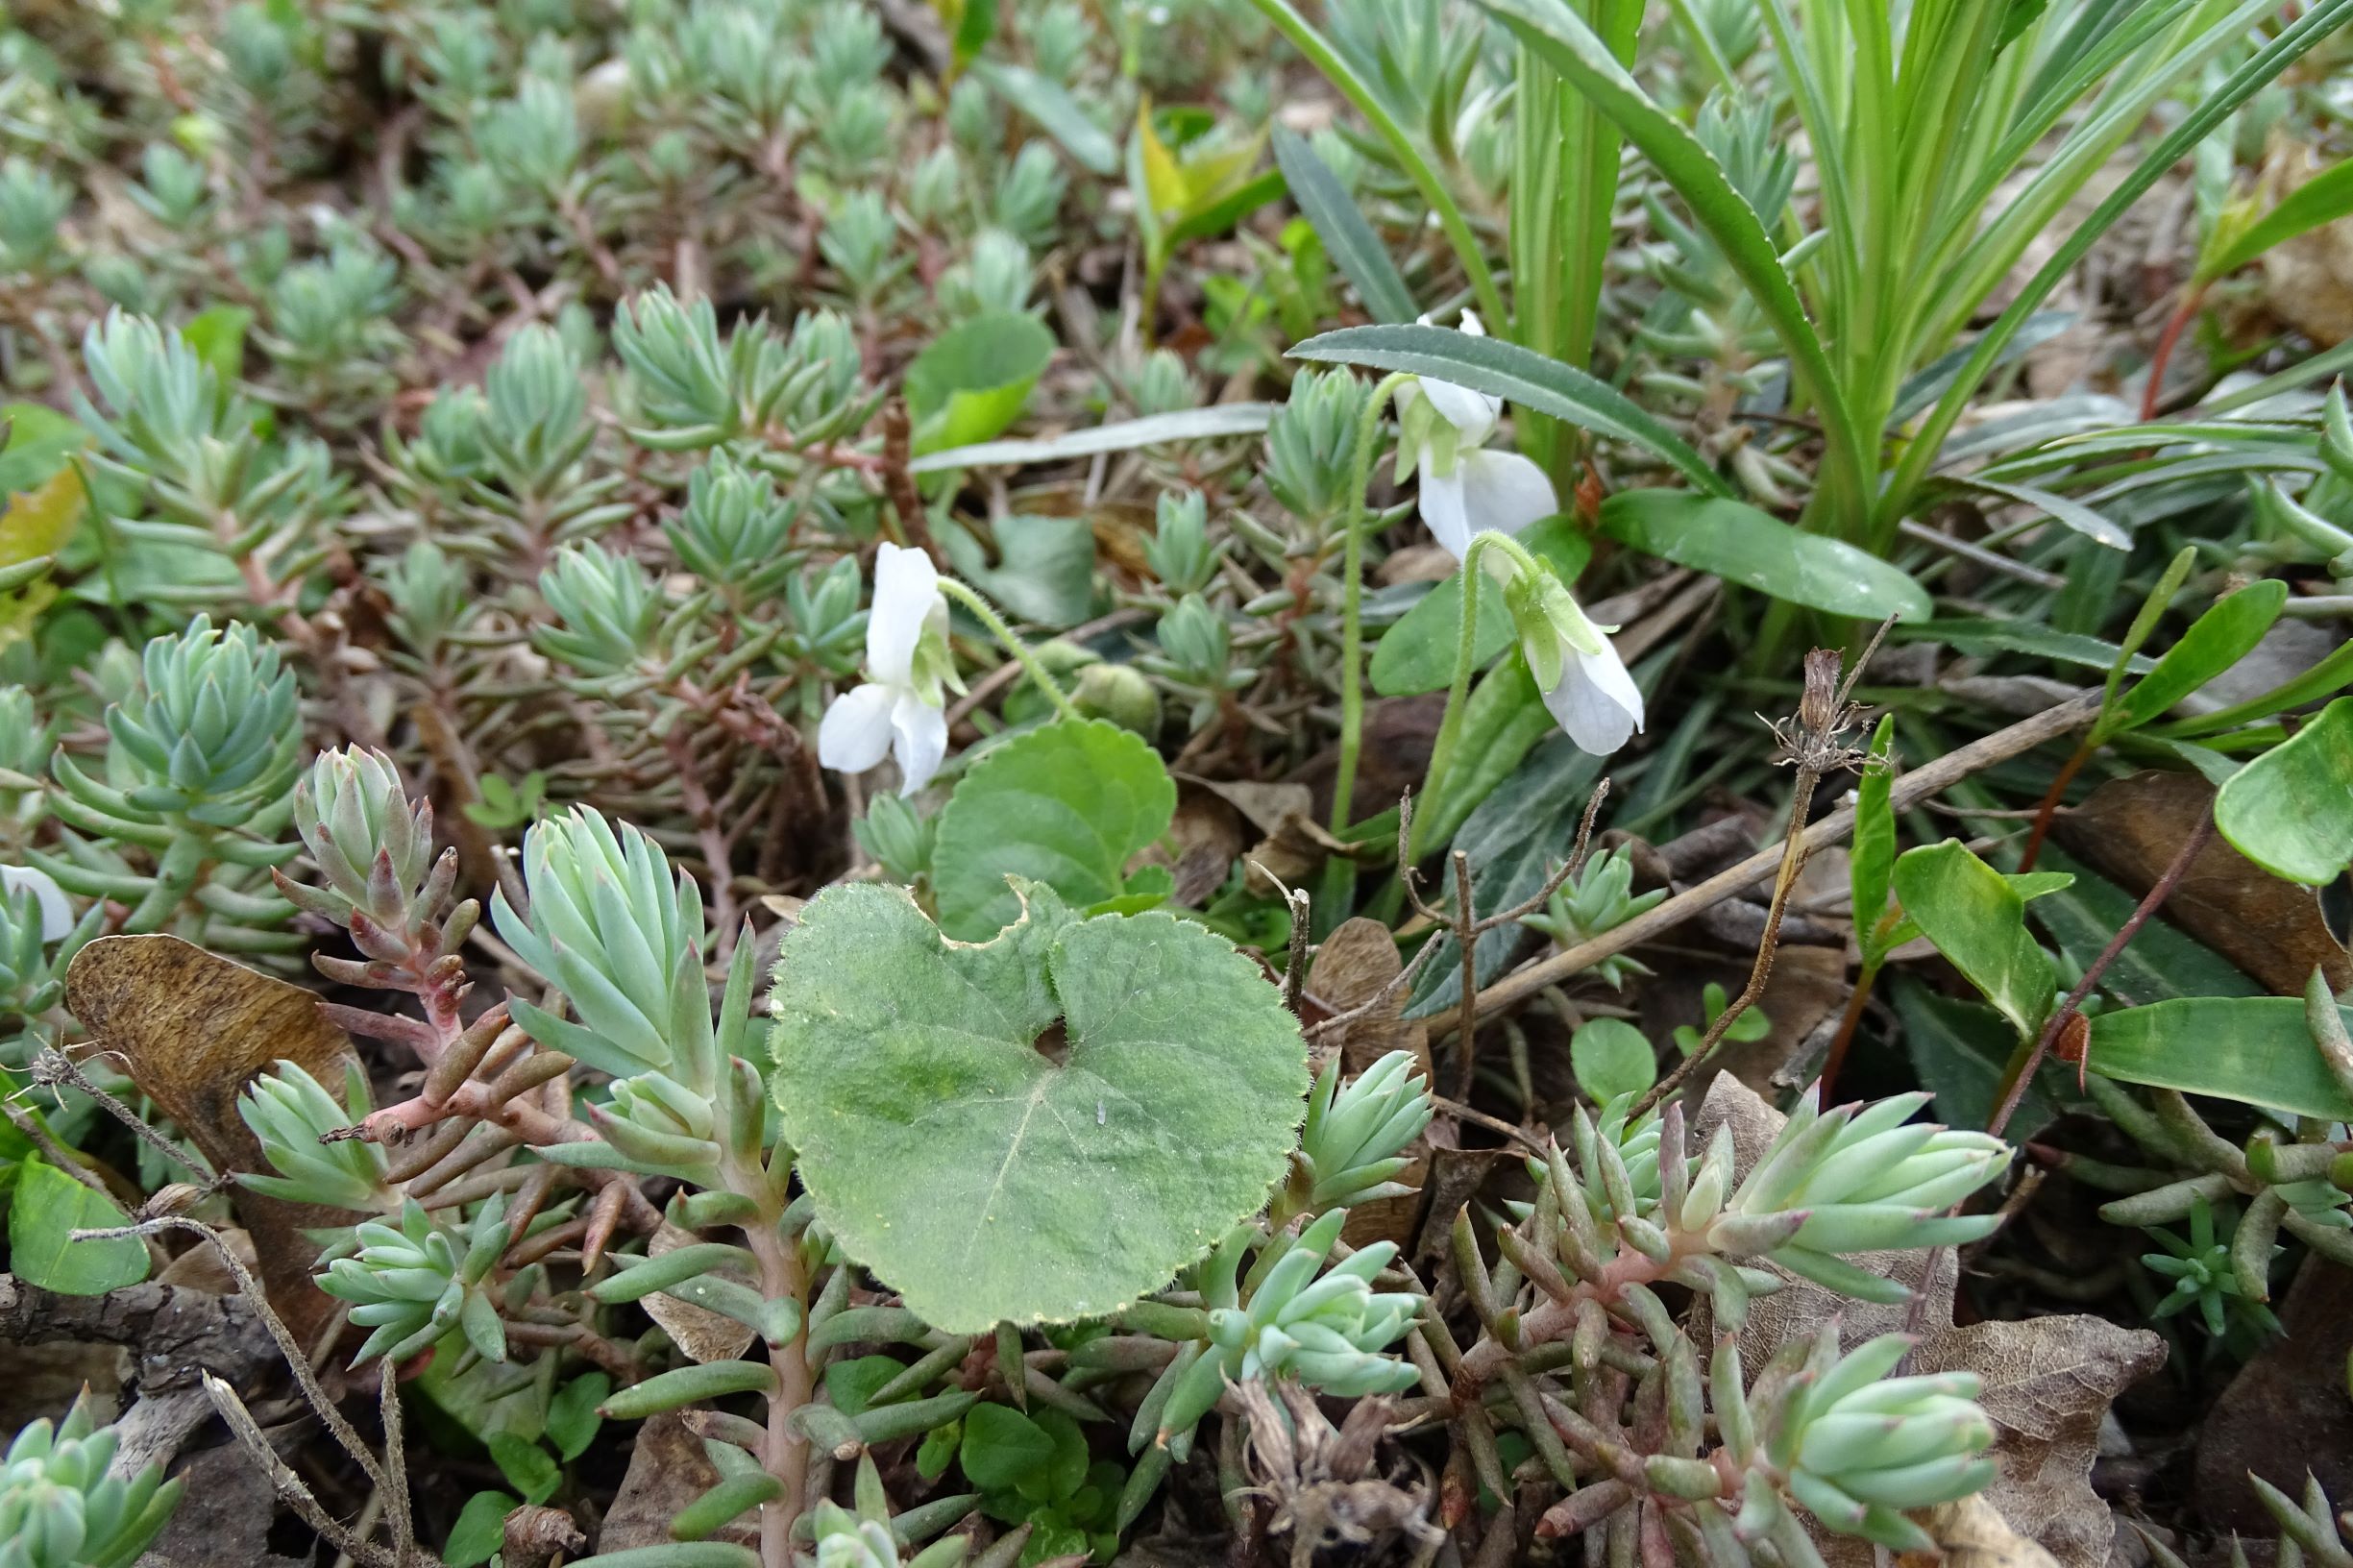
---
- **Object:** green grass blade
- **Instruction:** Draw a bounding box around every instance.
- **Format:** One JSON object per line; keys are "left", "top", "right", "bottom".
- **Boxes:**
{"left": 1270, "top": 128, "right": 1416, "bottom": 325}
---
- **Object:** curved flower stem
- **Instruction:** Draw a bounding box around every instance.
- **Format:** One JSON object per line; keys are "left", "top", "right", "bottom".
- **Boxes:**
{"left": 937, "top": 578, "right": 1080, "bottom": 722}
{"left": 1409, "top": 527, "right": 1547, "bottom": 861}
{"left": 1331, "top": 373, "right": 1413, "bottom": 833}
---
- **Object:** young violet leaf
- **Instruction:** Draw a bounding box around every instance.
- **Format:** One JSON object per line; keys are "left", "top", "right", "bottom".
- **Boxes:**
{"left": 2213, "top": 697, "right": 2353, "bottom": 886}
{"left": 930, "top": 719, "right": 1177, "bottom": 941}
{"left": 769, "top": 881, "right": 1308, "bottom": 1333}
{"left": 1570, "top": 1017, "right": 1655, "bottom": 1102}
{"left": 904, "top": 312, "right": 1057, "bottom": 455}
{"left": 1891, "top": 841, "right": 2062, "bottom": 1043}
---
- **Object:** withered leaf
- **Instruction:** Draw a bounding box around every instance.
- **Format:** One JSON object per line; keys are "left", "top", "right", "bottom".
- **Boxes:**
{"left": 1307, "top": 919, "right": 1431, "bottom": 1251}
{"left": 2052, "top": 771, "right": 2349, "bottom": 996}
{"left": 598, "top": 1410, "right": 760, "bottom": 1554}
{"left": 642, "top": 1219, "right": 756, "bottom": 1364}
{"left": 1900, "top": 1494, "right": 2063, "bottom": 1568}
{"left": 65, "top": 934, "right": 359, "bottom": 1337}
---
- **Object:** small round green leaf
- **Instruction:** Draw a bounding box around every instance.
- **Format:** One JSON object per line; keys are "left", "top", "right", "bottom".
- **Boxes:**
{"left": 930, "top": 719, "right": 1177, "bottom": 941}
{"left": 770, "top": 881, "right": 1307, "bottom": 1333}
{"left": 1569, "top": 1018, "right": 1655, "bottom": 1103}
{"left": 2214, "top": 696, "right": 2353, "bottom": 886}
{"left": 8, "top": 1158, "right": 149, "bottom": 1296}
{"left": 905, "top": 312, "right": 1057, "bottom": 455}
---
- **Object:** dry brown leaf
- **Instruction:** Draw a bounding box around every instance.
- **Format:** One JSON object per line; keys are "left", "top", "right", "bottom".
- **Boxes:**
{"left": 1901, "top": 1494, "right": 2065, "bottom": 1568}
{"left": 1908, "top": 1317, "right": 2164, "bottom": 1568}
{"left": 2192, "top": 1256, "right": 2353, "bottom": 1532}
{"left": 2261, "top": 145, "right": 2353, "bottom": 346}
{"left": 598, "top": 1410, "right": 761, "bottom": 1554}
{"left": 1307, "top": 919, "right": 1432, "bottom": 1251}
{"left": 642, "top": 1219, "right": 757, "bottom": 1363}
{"left": 1692, "top": 1075, "right": 2165, "bottom": 1568}
{"left": 64, "top": 934, "right": 360, "bottom": 1337}
{"left": 1148, "top": 787, "right": 1245, "bottom": 909}
{"left": 2052, "top": 770, "right": 2350, "bottom": 995}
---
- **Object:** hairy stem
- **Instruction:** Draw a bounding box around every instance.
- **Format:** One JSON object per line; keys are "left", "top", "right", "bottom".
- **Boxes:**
{"left": 1332, "top": 373, "right": 1412, "bottom": 832}
{"left": 937, "top": 578, "right": 1080, "bottom": 722}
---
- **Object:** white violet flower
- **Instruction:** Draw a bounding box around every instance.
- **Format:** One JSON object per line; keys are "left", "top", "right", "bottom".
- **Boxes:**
{"left": 1506, "top": 566, "right": 1644, "bottom": 757}
{"left": 1396, "top": 311, "right": 1558, "bottom": 560}
{"left": 818, "top": 543, "right": 959, "bottom": 795}
{"left": 1, "top": 863, "right": 74, "bottom": 943}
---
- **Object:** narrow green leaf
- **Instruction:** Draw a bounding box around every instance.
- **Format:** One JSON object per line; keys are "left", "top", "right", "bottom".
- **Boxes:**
{"left": 599, "top": 1360, "right": 779, "bottom": 1419}
{"left": 487, "top": 1433, "right": 561, "bottom": 1506}
{"left": 2201, "top": 158, "right": 2353, "bottom": 283}
{"left": 1891, "top": 979, "right": 2070, "bottom": 1140}
{"left": 1946, "top": 477, "right": 2128, "bottom": 551}
{"left": 8, "top": 1159, "right": 148, "bottom": 1295}
{"left": 975, "top": 62, "right": 1114, "bottom": 174}
{"left": 2029, "top": 849, "right": 2259, "bottom": 1004}
{"left": 1850, "top": 716, "right": 1899, "bottom": 968}
{"left": 1598, "top": 490, "right": 1931, "bottom": 622}
{"left": 1899, "top": 617, "right": 2152, "bottom": 674}
{"left": 1892, "top": 841, "right": 2057, "bottom": 1042}
{"left": 1471, "top": 0, "right": 1868, "bottom": 517}
{"left": 2152, "top": 637, "right": 2353, "bottom": 739}
{"left": 909, "top": 404, "right": 1276, "bottom": 473}
{"left": 2213, "top": 698, "right": 2353, "bottom": 887}
{"left": 1370, "top": 515, "right": 1592, "bottom": 696}
{"left": 2102, "top": 579, "right": 2289, "bottom": 738}
{"left": 2090, "top": 996, "right": 2353, "bottom": 1120}
{"left": 1409, "top": 653, "right": 1554, "bottom": 854}
{"left": 1270, "top": 128, "right": 1414, "bottom": 325}
{"left": 1291, "top": 323, "right": 1730, "bottom": 496}
{"left": 930, "top": 719, "right": 1176, "bottom": 941}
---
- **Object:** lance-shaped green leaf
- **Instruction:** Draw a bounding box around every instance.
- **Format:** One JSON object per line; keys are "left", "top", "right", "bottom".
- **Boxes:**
{"left": 930, "top": 719, "right": 1176, "bottom": 940}
{"left": 1600, "top": 491, "right": 1932, "bottom": 622}
{"left": 770, "top": 881, "right": 1308, "bottom": 1333}
{"left": 2199, "top": 157, "right": 2353, "bottom": 283}
{"left": 1290, "top": 323, "right": 1728, "bottom": 496}
{"left": 2214, "top": 698, "right": 2353, "bottom": 887}
{"left": 1271, "top": 129, "right": 1415, "bottom": 326}
{"left": 2090, "top": 995, "right": 2353, "bottom": 1121}
{"left": 2097, "top": 578, "right": 2289, "bottom": 740}
{"left": 1892, "top": 841, "right": 2058, "bottom": 1042}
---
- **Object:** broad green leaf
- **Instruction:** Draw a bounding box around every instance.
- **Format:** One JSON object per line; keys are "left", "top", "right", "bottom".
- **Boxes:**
{"left": 443, "top": 1491, "right": 520, "bottom": 1568}
{"left": 2213, "top": 697, "right": 2353, "bottom": 886}
{"left": 770, "top": 881, "right": 1308, "bottom": 1332}
{"left": 941, "top": 515, "right": 1096, "bottom": 628}
{"left": 547, "top": 1370, "right": 609, "bottom": 1460}
{"left": 2100, "top": 578, "right": 2289, "bottom": 738}
{"left": 1269, "top": 128, "right": 1414, "bottom": 325}
{"left": 1850, "top": 716, "right": 1899, "bottom": 968}
{"left": 909, "top": 404, "right": 1277, "bottom": 473}
{"left": 2090, "top": 995, "right": 2353, "bottom": 1119}
{"left": 970, "top": 62, "right": 1117, "bottom": 175}
{"left": 1892, "top": 841, "right": 2057, "bottom": 1042}
{"left": 931, "top": 720, "right": 1177, "bottom": 941}
{"left": 8, "top": 1158, "right": 149, "bottom": 1295}
{"left": 2200, "top": 158, "right": 2353, "bottom": 283}
{"left": 1471, "top": 0, "right": 1866, "bottom": 513}
{"left": 904, "top": 312, "right": 1057, "bottom": 456}
{"left": 1570, "top": 1017, "right": 1655, "bottom": 1102}
{"left": 1891, "top": 979, "right": 2069, "bottom": 1140}
{"left": 1599, "top": 491, "right": 1932, "bottom": 622}
{"left": 1167, "top": 168, "right": 1286, "bottom": 248}
{"left": 0, "top": 467, "right": 85, "bottom": 572}
{"left": 1409, "top": 654, "right": 1552, "bottom": 855}
{"left": 823, "top": 1355, "right": 905, "bottom": 1415}
{"left": 2029, "top": 849, "right": 2260, "bottom": 1003}
{"left": 1290, "top": 324, "right": 1728, "bottom": 497}
{"left": 0, "top": 404, "right": 90, "bottom": 498}
{"left": 1370, "top": 516, "right": 1592, "bottom": 696}
{"left": 487, "top": 1433, "right": 561, "bottom": 1505}
{"left": 940, "top": 0, "right": 997, "bottom": 73}
{"left": 960, "top": 1404, "right": 1056, "bottom": 1491}
{"left": 181, "top": 306, "right": 254, "bottom": 385}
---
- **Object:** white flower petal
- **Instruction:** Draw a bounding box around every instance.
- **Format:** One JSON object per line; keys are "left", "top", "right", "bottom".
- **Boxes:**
{"left": 1540, "top": 643, "right": 1644, "bottom": 756}
{"left": 866, "top": 542, "right": 941, "bottom": 686}
{"left": 1418, "top": 377, "right": 1500, "bottom": 446}
{"left": 1, "top": 864, "right": 73, "bottom": 943}
{"left": 1418, "top": 462, "right": 1475, "bottom": 560}
{"left": 1457, "top": 450, "right": 1559, "bottom": 537}
{"left": 889, "top": 690, "right": 949, "bottom": 795}
{"left": 818, "top": 683, "right": 898, "bottom": 773}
